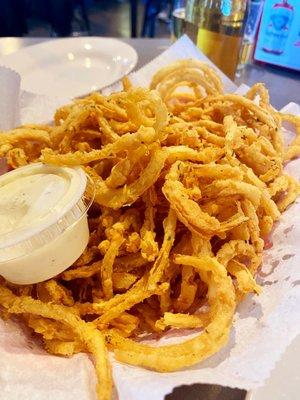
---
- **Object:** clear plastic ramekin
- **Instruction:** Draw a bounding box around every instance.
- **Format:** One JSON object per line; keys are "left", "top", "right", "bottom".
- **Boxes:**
{"left": 0, "top": 163, "right": 94, "bottom": 285}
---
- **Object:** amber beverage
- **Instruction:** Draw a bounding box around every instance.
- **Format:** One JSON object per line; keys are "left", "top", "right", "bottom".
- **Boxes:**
{"left": 185, "top": 0, "right": 249, "bottom": 80}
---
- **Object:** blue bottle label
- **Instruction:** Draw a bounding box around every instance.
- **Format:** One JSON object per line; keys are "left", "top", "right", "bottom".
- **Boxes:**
{"left": 263, "top": 2, "right": 294, "bottom": 54}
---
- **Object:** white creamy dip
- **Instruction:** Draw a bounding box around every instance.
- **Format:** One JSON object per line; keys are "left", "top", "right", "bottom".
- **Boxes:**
{"left": 0, "top": 163, "right": 92, "bottom": 284}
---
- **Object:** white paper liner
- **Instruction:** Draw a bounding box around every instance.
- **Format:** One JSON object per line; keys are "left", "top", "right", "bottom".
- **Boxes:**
{"left": 20, "top": 90, "right": 70, "bottom": 125}
{"left": 0, "top": 35, "right": 300, "bottom": 400}
{"left": 0, "top": 66, "right": 20, "bottom": 130}
{"left": 0, "top": 66, "right": 70, "bottom": 129}
{"left": 103, "top": 35, "right": 237, "bottom": 95}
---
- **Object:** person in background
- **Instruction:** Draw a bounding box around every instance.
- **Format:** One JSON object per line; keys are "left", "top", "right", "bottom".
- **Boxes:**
{"left": 158, "top": 0, "right": 173, "bottom": 23}
{"left": 142, "top": 0, "right": 174, "bottom": 37}
{"left": 32, "top": 0, "right": 73, "bottom": 36}
{"left": 32, "top": 0, "right": 90, "bottom": 37}
{"left": 0, "top": 0, "right": 27, "bottom": 36}
{"left": 48, "top": 0, "right": 73, "bottom": 36}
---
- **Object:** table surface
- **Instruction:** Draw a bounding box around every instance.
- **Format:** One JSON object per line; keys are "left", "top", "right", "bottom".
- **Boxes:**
{"left": 0, "top": 36, "right": 299, "bottom": 400}
{"left": 0, "top": 37, "right": 299, "bottom": 110}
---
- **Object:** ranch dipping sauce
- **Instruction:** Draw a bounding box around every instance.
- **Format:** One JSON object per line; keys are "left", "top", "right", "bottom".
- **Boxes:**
{"left": 0, "top": 163, "right": 93, "bottom": 285}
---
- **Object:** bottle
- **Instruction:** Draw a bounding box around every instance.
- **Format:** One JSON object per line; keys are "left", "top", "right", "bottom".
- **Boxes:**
{"left": 185, "top": 0, "right": 249, "bottom": 79}
{"left": 262, "top": 0, "right": 294, "bottom": 55}
{"left": 171, "top": 0, "right": 187, "bottom": 40}
{"left": 238, "top": 0, "right": 265, "bottom": 69}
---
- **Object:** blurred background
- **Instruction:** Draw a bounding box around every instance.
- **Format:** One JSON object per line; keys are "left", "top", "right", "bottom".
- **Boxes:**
{"left": 0, "top": 0, "right": 174, "bottom": 38}
{"left": 0, "top": 1, "right": 299, "bottom": 84}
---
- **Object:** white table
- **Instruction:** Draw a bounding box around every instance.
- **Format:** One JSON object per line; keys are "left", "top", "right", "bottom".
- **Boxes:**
{"left": 0, "top": 37, "right": 299, "bottom": 109}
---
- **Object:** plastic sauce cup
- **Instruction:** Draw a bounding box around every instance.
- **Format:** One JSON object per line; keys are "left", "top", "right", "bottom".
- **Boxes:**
{"left": 0, "top": 163, "right": 94, "bottom": 285}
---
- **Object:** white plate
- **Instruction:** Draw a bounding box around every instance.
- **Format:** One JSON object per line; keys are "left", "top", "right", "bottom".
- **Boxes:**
{"left": 0, "top": 37, "right": 138, "bottom": 98}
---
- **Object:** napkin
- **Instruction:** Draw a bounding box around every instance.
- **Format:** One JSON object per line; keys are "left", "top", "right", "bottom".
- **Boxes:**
{"left": 0, "top": 66, "right": 69, "bottom": 130}
{"left": 0, "top": 66, "right": 20, "bottom": 130}
{"left": 0, "top": 35, "right": 300, "bottom": 400}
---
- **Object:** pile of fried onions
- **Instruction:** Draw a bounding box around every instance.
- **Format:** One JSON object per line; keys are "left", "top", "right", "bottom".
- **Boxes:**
{"left": 1, "top": 59, "right": 300, "bottom": 400}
